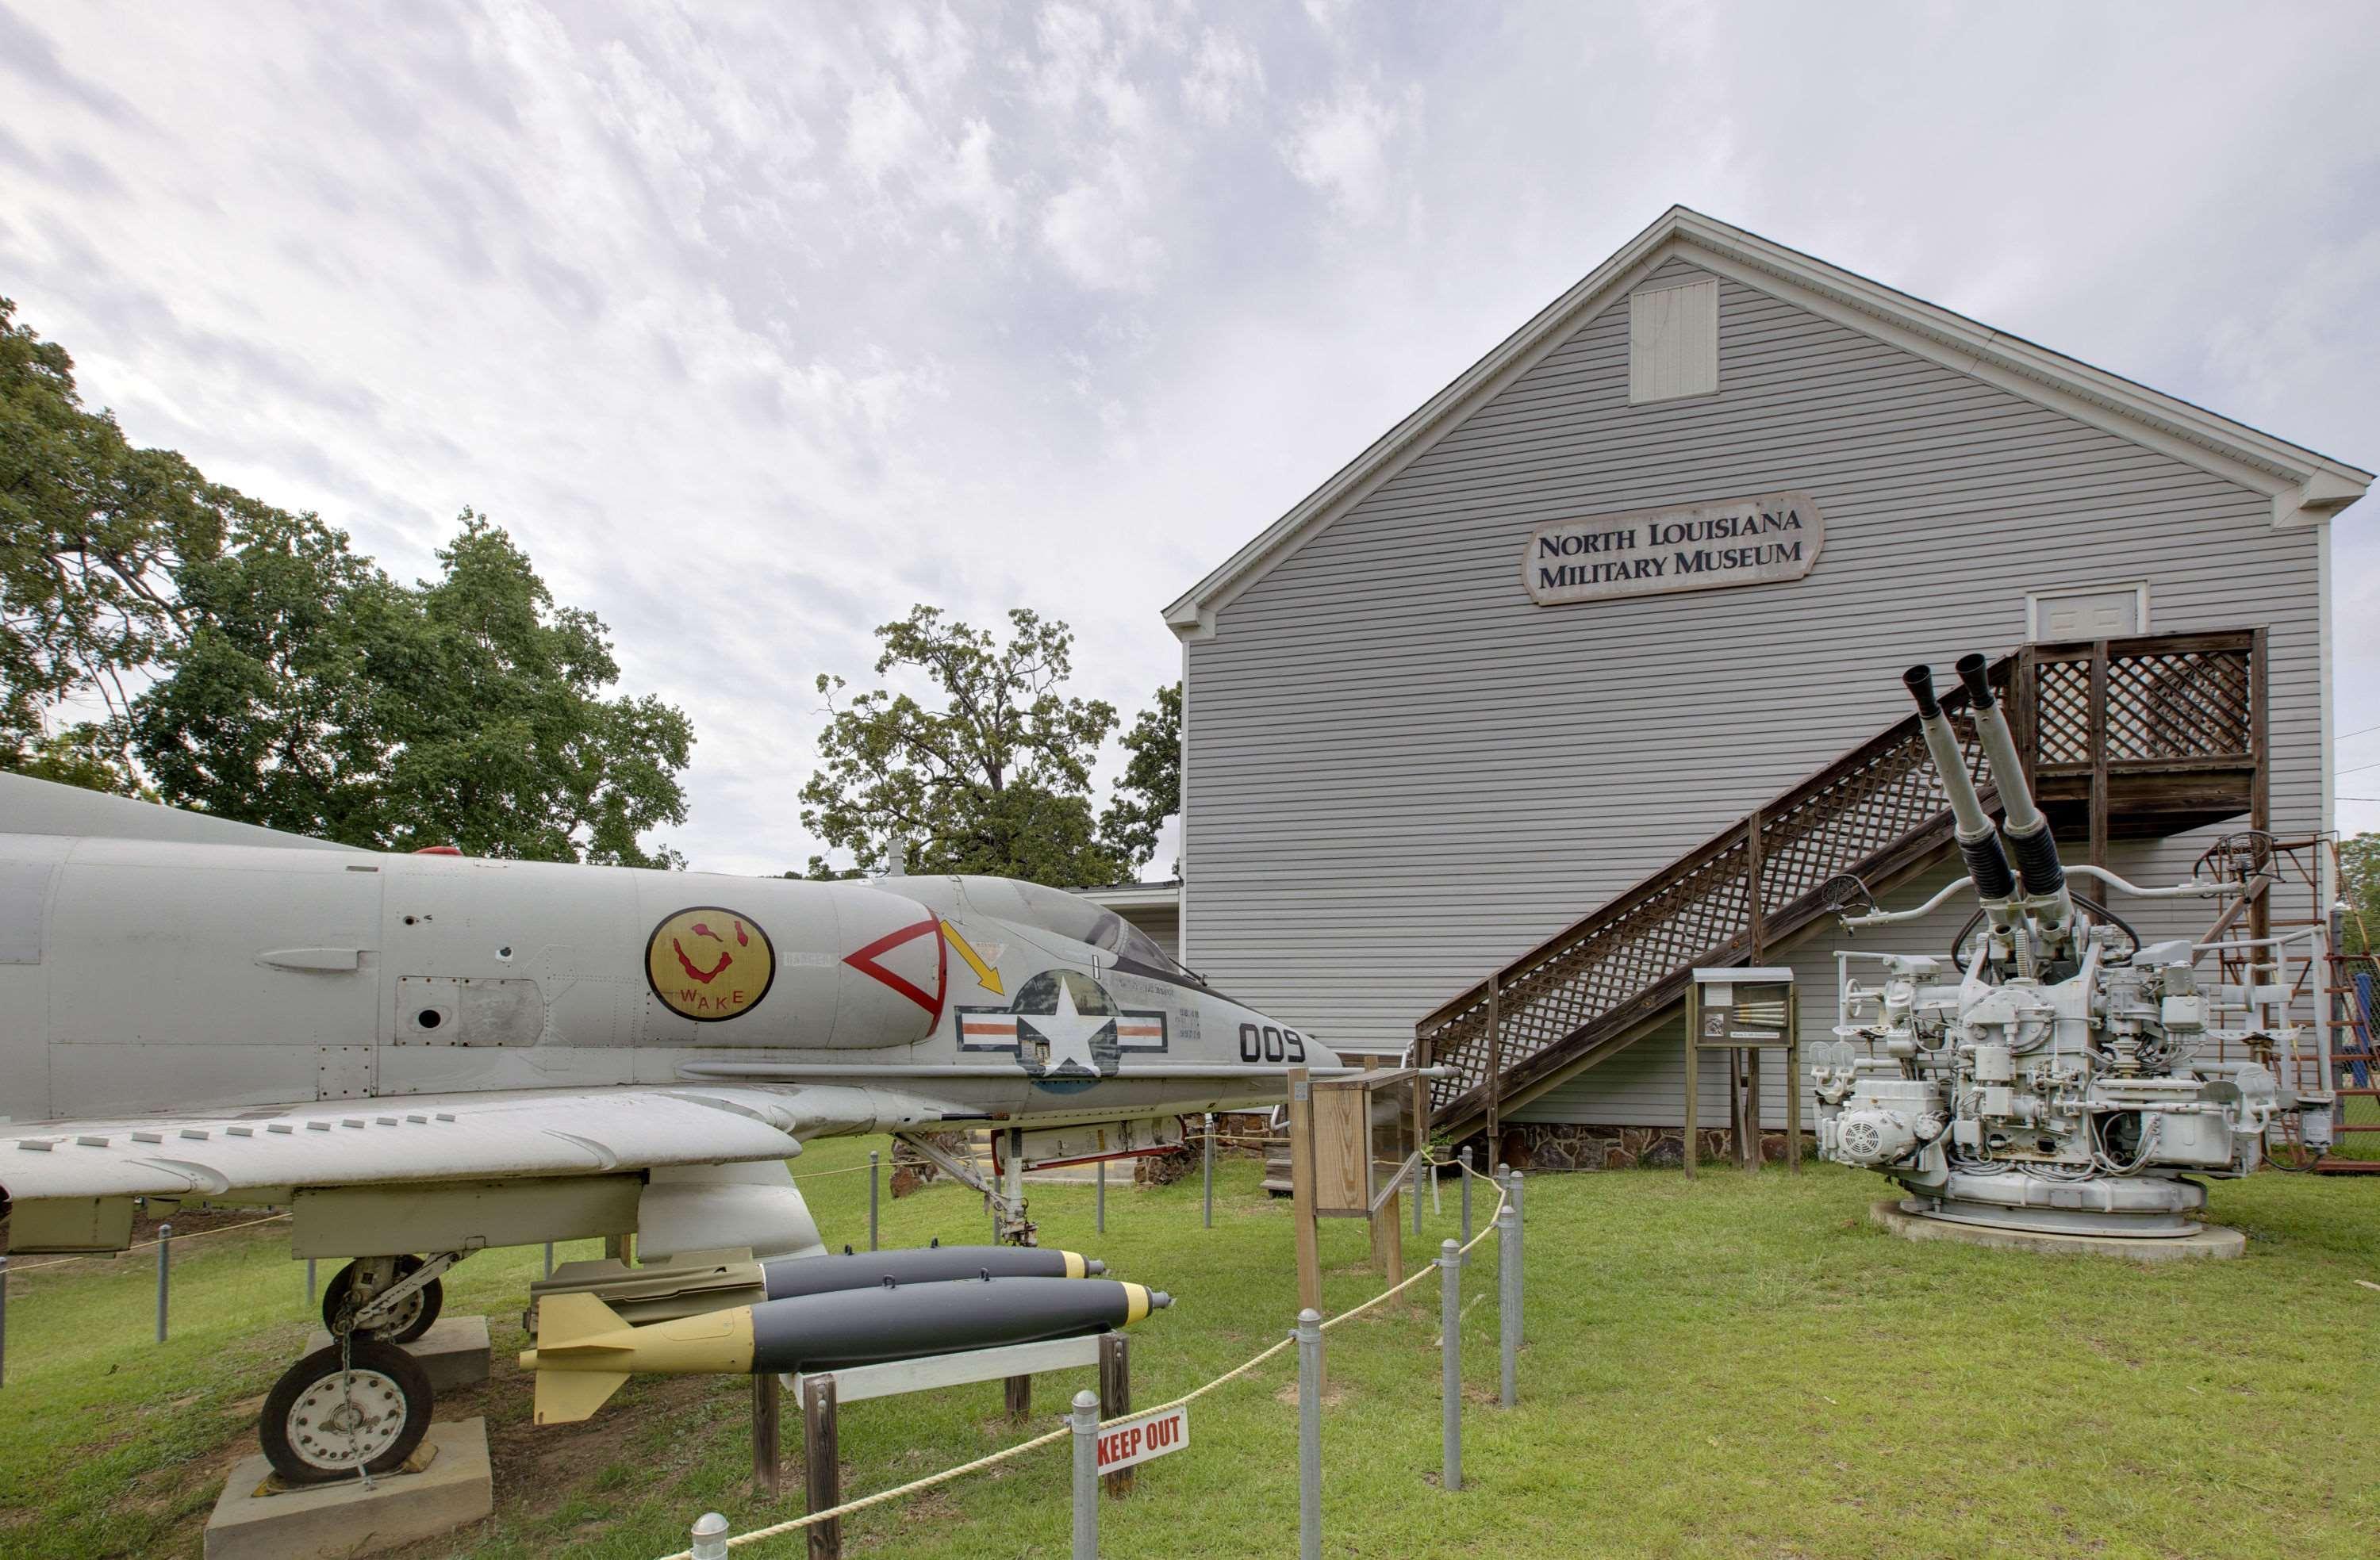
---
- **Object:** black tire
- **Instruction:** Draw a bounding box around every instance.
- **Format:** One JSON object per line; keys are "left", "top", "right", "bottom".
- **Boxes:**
{"left": 259, "top": 1340, "right": 433, "bottom": 1485}
{"left": 321, "top": 1255, "right": 442, "bottom": 1345}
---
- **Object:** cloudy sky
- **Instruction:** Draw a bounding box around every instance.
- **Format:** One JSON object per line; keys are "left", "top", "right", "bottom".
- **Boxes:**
{"left": 6, "top": 1, "right": 2377, "bottom": 873}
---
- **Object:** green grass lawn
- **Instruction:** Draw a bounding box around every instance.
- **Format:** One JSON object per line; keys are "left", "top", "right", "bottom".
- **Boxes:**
{"left": 4, "top": 1143, "right": 2378, "bottom": 1558}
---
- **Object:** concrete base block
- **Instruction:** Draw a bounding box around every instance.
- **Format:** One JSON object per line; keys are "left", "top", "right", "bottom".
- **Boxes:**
{"left": 1871, "top": 1199, "right": 2247, "bottom": 1261}
{"left": 302, "top": 1316, "right": 491, "bottom": 1392}
{"left": 204, "top": 1417, "right": 493, "bottom": 1560}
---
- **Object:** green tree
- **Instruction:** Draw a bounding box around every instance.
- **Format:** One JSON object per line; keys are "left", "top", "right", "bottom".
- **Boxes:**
{"left": 1100, "top": 680, "right": 1180, "bottom": 877}
{"left": 134, "top": 509, "right": 693, "bottom": 866}
{"left": 2340, "top": 834, "right": 2380, "bottom": 956}
{"left": 0, "top": 296, "right": 245, "bottom": 783}
{"left": 799, "top": 605, "right": 1126, "bottom": 885}
{"left": 10, "top": 722, "right": 153, "bottom": 798}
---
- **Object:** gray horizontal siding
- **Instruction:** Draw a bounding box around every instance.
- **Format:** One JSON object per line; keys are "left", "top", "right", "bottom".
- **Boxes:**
{"left": 1183, "top": 257, "right": 2324, "bottom": 1087}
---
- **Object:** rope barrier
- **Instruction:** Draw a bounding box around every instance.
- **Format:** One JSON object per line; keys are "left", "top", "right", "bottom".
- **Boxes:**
{"left": 4, "top": 1212, "right": 291, "bottom": 1274}
{"left": 785, "top": 1160, "right": 885, "bottom": 1182}
{"left": 658, "top": 1152, "right": 1512, "bottom": 1557}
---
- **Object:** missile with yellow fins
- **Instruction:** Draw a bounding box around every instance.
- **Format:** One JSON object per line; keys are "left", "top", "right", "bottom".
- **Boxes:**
{"left": 524, "top": 1275, "right": 1170, "bottom": 1424}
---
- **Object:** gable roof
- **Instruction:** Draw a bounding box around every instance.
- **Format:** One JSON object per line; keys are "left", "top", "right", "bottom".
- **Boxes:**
{"left": 1165, "top": 205, "right": 2372, "bottom": 640}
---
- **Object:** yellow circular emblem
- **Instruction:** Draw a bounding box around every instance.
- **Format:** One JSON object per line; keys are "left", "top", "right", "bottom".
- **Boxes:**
{"left": 645, "top": 906, "right": 776, "bottom": 1022}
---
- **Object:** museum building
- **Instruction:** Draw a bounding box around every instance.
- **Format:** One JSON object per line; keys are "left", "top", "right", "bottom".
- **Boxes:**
{"left": 1156, "top": 207, "right": 2370, "bottom": 1163}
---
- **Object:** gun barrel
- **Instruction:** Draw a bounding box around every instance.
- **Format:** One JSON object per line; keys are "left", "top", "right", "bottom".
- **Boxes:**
{"left": 1952, "top": 654, "right": 2067, "bottom": 909}
{"left": 1904, "top": 664, "right": 2017, "bottom": 906}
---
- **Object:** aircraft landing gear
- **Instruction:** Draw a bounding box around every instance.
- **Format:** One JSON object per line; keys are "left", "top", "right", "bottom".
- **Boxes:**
{"left": 320, "top": 1253, "right": 452, "bottom": 1344}
{"left": 260, "top": 1339, "right": 432, "bottom": 1483}
{"left": 260, "top": 1251, "right": 468, "bottom": 1484}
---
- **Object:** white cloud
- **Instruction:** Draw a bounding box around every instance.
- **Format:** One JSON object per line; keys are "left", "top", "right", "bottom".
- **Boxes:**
{"left": 1280, "top": 80, "right": 1406, "bottom": 221}
{"left": 1039, "top": 155, "right": 1164, "bottom": 292}
{"left": 845, "top": 74, "right": 933, "bottom": 183}
{"left": 5, "top": 0, "right": 2377, "bottom": 869}
{"left": 1184, "top": 29, "right": 1262, "bottom": 125}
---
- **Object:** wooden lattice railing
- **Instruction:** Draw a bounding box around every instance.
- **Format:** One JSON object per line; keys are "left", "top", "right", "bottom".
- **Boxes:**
{"left": 1418, "top": 631, "right": 2262, "bottom": 1130}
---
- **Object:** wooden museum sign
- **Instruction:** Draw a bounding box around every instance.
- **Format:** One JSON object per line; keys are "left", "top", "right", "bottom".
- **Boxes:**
{"left": 1523, "top": 490, "right": 1824, "bottom": 607}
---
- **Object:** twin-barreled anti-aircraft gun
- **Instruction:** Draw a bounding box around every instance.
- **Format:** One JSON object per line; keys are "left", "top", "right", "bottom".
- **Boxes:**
{"left": 1809, "top": 654, "right": 2335, "bottom": 1238}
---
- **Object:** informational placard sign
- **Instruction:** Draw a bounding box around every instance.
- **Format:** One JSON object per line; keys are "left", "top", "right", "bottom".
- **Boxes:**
{"left": 1524, "top": 491, "right": 1823, "bottom": 606}
{"left": 1096, "top": 1403, "right": 1189, "bottom": 1474}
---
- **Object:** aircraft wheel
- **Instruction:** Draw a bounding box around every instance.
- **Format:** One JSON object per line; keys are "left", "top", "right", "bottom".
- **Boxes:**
{"left": 322, "top": 1255, "right": 443, "bottom": 1344}
{"left": 259, "top": 1340, "right": 433, "bottom": 1485}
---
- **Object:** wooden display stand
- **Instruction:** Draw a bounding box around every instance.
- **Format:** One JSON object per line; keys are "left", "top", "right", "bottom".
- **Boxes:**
{"left": 1284, "top": 1066, "right": 1426, "bottom": 1320}
{"left": 1682, "top": 968, "right": 1800, "bottom": 1176}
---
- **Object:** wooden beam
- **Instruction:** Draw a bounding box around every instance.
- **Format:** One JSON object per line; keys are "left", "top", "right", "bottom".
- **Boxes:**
{"left": 2088, "top": 639, "right": 2111, "bottom": 869}
{"left": 1287, "top": 1068, "right": 1321, "bottom": 1320}
{"left": 1100, "top": 1332, "right": 1133, "bottom": 1497}
{"left": 1484, "top": 975, "right": 1502, "bottom": 1159}
{"left": 1682, "top": 983, "right": 1699, "bottom": 1179}
{"left": 2250, "top": 625, "right": 2272, "bottom": 949}
{"left": 1745, "top": 808, "right": 1767, "bottom": 960}
{"left": 752, "top": 1370, "right": 781, "bottom": 1500}
{"left": 802, "top": 1374, "right": 840, "bottom": 1560}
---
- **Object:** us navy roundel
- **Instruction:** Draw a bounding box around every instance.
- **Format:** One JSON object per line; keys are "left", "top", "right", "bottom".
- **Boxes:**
{"left": 957, "top": 971, "right": 1166, "bottom": 1088}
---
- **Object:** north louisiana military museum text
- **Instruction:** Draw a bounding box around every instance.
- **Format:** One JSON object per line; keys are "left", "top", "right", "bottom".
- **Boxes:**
{"left": 1524, "top": 490, "right": 1825, "bottom": 606}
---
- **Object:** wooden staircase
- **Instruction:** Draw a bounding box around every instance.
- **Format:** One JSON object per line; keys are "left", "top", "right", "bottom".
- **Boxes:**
{"left": 1418, "top": 631, "right": 2267, "bottom": 1139}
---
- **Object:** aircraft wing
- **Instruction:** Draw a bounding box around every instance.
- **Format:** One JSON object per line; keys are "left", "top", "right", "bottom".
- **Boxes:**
{"left": 0, "top": 1083, "right": 954, "bottom": 1203}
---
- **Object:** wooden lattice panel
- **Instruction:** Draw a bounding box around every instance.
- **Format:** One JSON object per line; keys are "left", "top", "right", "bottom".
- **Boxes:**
{"left": 2034, "top": 659, "right": 2092, "bottom": 765}
{"left": 2029, "top": 643, "right": 2252, "bottom": 769}
{"left": 2104, "top": 650, "right": 2251, "bottom": 760}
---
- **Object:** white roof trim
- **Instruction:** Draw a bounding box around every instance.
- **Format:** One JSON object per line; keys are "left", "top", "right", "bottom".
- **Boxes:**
{"left": 1165, "top": 205, "right": 2372, "bottom": 641}
{"left": 1073, "top": 883, "right": 1181, "bottom": 911}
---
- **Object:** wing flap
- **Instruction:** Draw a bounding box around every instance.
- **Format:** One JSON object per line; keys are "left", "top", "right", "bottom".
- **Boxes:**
{"left": 0, "top": 1087, "right": 805, "bottom": 1202}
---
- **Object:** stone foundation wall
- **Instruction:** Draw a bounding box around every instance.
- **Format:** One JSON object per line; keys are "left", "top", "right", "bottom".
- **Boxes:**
{"left": 1136, "top": 1110, "right": 1271, "bottom": 1186}
{"left": 888, "top": 1114, "right": 1274, "bottom": 1195}
{"left": 1498, "top": 1122, "right": 1814, "bottom": 1172}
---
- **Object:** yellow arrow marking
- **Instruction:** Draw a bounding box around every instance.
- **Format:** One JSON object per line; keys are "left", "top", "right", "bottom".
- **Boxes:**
{"left": 941, "top": 920, "right": 1004, "bottom": 997}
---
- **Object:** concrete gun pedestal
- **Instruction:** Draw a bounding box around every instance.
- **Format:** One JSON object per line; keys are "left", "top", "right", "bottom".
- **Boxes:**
{"left": 299, "top": 1317, "right": 491, "bottom": 1392}
{"left": 203, "top": 1417, "right": 493, "bottom": 1559}
{"left": 1870, "top": 1199, "right": 2247, "bottom": 1261}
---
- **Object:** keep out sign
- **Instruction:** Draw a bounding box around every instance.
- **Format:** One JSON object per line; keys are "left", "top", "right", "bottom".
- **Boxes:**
{"left": 1096, "top": 1404, "right": 1189, "bottom": 1474}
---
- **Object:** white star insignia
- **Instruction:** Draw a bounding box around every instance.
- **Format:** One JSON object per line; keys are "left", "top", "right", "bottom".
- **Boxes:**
{"left": 1021, "top": 978, "right": 1112, "bottom": 1073}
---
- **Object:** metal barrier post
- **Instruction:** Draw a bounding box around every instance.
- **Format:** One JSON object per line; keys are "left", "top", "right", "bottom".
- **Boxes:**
{"left": 1297, "top": 1308, "right": 1322, "bottom": 1560}
{"left": 1412, "top": 1157, "right": 1423, "bottom": 1237}
{"left": 1498, "top": 1198, "right": 1518, "bottom": 1409}
{"left": 691, "top": 1511, "right": 729, "bottom": 1560}
{"left": 1459, "top": 1147, "right": 1473, "bottom": 1252}
{"left": 1096, "top": 1159, "right": 1106, "bottom": 1235}
{"left": 1202, "top": 1113, "right": 1215, "bottom": 1228}
{"left": 543, "top": 1244, "right": 553, "bottom": 1278}
{"left": 868, "top": 1151, "right": 881, "bottom": 1251}
{"left": 1508, "top": 1170, "right": 1524, "bottom": 1348}
{"left": 155, "top": 1222, "right": 173, "bottom": 1343}
{"left": 1439, "top": 1238, "right": 1462, "bottom": 1491}
{"left": 1070, "top": 1388, "right": 1100, "bottom": 1560}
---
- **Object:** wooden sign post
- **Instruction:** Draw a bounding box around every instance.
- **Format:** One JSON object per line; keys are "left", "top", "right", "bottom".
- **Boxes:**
{"left": 1287, "top": 1066, "right": 1422, "bottom": 1322}
{"left": 1683, "top": 968, "right": 1799, "bottom": 1178}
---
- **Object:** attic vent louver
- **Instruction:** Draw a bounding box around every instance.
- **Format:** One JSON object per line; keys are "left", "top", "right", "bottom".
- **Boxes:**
{"left": 1629, "top": 277, "right": 1718, "bottom": 404}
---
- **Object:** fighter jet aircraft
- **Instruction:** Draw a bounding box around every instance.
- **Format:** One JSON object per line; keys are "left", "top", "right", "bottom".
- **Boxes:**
{"left": 0, "top": 772, "right": 1342, "bottom": 1481}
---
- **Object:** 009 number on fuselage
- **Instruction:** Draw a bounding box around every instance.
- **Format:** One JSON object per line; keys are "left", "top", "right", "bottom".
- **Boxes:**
{"left": 1237, "top": 1023, "right": 1307, "bottom": 1064}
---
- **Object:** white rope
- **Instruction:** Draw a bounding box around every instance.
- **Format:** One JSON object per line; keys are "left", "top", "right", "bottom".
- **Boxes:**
{"left": 657, "top": 1152, "right": 1514, "bottom": 1557}
{"left": 4, "top": 1211, "right": 291, "bottom": 1274}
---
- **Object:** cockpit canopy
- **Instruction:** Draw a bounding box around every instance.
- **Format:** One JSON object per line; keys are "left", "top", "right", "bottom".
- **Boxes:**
{"left": 880, "top": 875, "right": 1191, "bottom": 981}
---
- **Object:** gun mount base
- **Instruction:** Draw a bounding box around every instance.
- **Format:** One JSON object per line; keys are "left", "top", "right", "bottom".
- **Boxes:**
{"left": 1898, "top": 1167, "right": 2209, "bottom": 1239}
{"left": 1871, "top": 1199, "right": 2246, "bottom": 1261}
